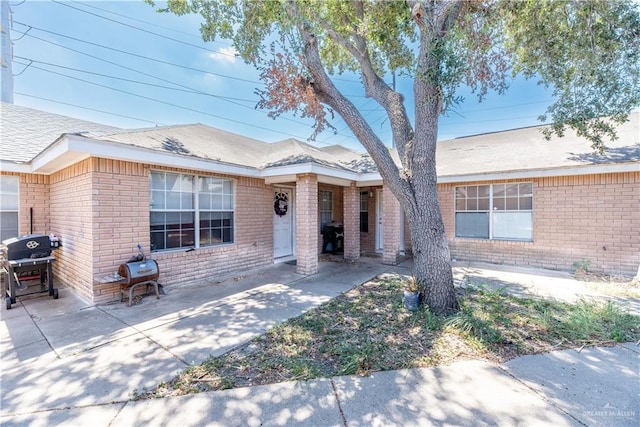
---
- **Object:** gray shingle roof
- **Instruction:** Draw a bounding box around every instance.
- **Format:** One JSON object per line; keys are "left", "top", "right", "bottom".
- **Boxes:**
{"left": 0, "top": 102, "right": 121, "bottom": 163}
{"left": 94, "top": 123, "right": 271, "bottom": 168}
{"left": 436, "top": 111, "right": 639, "bottom": 177}
{"left": 264, "top": 138, "right": 365, "bottom": 171}
{"left": 2, "top": 102, "right": 637, "bottom": 178}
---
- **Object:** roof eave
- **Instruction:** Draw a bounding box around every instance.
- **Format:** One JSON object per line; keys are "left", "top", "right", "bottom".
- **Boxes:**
{"left": 0, "top": 160, "right": 32, "bottom": 173}
{"left": 438, "top": 162, "right": 640, "bottom": 184}
{"left": 29, "top": 134, "right": 262, "bottom": 177}
{"left": 261, "top": 162, "right": 360, "bottom": 186}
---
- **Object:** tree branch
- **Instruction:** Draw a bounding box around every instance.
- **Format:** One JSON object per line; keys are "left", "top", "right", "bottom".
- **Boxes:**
{"left": 286, "top": 1, "right": 411, "bottom": 194}
{"left": 435, "top": 0, "right": 464, "bottom": 36}
{"left": 316, "top": 2, "right": 415, "bottom": 175}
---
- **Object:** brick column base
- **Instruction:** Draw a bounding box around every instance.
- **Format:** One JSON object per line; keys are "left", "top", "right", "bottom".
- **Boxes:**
{"left": 295, "top": 174, "right": 319, "bottom": 275}
{"left": 382, "top": 185, "right": 401, "bottom": 265}
{"left": 343, "top": 183, "right": 360, "bottom": 260}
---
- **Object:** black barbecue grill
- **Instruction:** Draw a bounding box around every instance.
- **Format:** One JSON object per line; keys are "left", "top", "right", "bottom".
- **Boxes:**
{"left": 117, "top": 244, "right": 160, "bottom": 306}
{"left": 1, "top": 234, "right": 60, "bottom": 309}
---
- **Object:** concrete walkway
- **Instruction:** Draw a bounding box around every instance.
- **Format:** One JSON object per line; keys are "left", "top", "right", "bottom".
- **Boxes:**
{"left": 1, "top": 258, "right": 638, "bottom": 426}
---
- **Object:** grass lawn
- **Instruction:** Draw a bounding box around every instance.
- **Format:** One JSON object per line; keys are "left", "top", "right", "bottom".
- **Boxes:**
{"left": 137, "top": 274, "right": 640, "bottom": 399}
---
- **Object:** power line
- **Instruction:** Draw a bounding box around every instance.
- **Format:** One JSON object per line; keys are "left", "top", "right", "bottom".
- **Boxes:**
{"left": 54, "top": 0, "right": 363, "bottom": 85}
{"left": 11, "top": 11, "right": 372, "bottom": 146}
{"left": 439, "top": 114, "right": 548, "bottom": 127}
{"left": 12, "top": 30, "right": 266, "bottom": 112}
{"left": 14, "top": 57, "right": 354, "bottom": 137}
{"left": 14, "top": 55, "right": 257, "bottom": 103}
{"left": 52, "top": 0, "right": 236, "bottom": 58}
{"left": 13, "top": 60, "right": 320, "bottom": 141}
{"left": 71, "top": 0, "right": 230, "bottom": 46}
{"left": 444, "top": 99, "right": 554, "bottom": 116}
{"left": 15, "top": 92, "right": 167, "bottom": 126}
{"left": 13, "top": 21, "right": 261, "bottom": 85}
{"left": 12, "top": 30, "right": 376, "bottom": 139}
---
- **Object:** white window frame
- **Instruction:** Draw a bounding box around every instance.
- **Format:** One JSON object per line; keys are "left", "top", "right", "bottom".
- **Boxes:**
{"left": 0, "top": 175, "right": 19, "bottom": 242}
{"left": 150, "top": 171, "right": 234, "bottom": 252}
{"left": 455, "top": 182, "right": 533, "bottom": 241}
{"left": 359, "top": 191, "right": 369, "bottom": 233}
{"left": 319, "top": 190, "right": 333, "bottom": 232}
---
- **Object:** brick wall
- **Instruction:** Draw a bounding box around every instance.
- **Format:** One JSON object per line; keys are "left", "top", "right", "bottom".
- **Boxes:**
{"left": 19, "top": 174, "right": 50, "bottom": 235}
{"left": 89, "top": 159, "right": 149, "bottom": 303}
{"left": 343, "top": 183, "right": 360, "bottom": 260}
{"left": 441, "top": 172, "right": 640, "bottom": 276}
{"left": 143, "top": 172, "right": 273, "bottom": 299}
{"left": 10, "top": 161, "right": 637, "bottom": 304}
{"left": 296, "top": 174, "right": 319, "bottom": 274}
{"left": 40, "top": 160, "right": 275, "bottom": 304}
{"left": 49, "top": 160, "right": 95, "bottom": 302}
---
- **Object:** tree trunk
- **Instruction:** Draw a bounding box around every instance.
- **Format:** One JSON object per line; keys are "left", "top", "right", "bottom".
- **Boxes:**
{"left": 406, "top": 195, "right": 459, "bottom": 315}
{"left": 408, "top": 47, "right": 459, "bottom": 315}
{"left": 404, "top": 119, "right": 459, "bottom": 315}
{"left": 289, "top": 5, "right": 459, "bottom": 314}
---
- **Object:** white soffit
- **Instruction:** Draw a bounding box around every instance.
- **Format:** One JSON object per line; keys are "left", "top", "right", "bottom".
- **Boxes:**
{"left": 259, "top": 162, "right": 359, "bottom": 183}
{"left": 0, "top": 160, "right": 31, "bottom": 173}
{"left": 264, "top": 174, "right": 297, "bottom": 185}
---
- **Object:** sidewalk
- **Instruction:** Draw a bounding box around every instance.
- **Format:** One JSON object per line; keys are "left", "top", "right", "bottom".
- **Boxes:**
{"left": 1, "top": 258, "right": 638, "bottom": 426}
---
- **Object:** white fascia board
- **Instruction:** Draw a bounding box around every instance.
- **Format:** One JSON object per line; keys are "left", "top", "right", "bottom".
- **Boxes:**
{"left": 260, "top": 163, "right": 359, "bottom": 183}
{"left": 356, "top": 173, "right": 383, "bottom": 186}
{"left": 438, "top": 162, "right": 640, "bottom": 183}
{"left": 264, "top": 174, "right": 298, "bottom": 185}
{"left": 29, "top": 137, "right": 88, "bottom": 173}
{"left": 318, "top": 175, "right": 353, "bottom": 186}
{"left": 0, "top": 160, "right": 32, "bottom": 173}
{"left": 265, "top": 173, "right": 353, "bottom": 187}
{"left": 31, "top": 135, "right": 262, "bottom": 177}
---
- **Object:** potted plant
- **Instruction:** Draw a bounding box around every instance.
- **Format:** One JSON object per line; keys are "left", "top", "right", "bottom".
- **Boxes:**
{"left": 403, "top": 275, "right": 422, "bottom": 311}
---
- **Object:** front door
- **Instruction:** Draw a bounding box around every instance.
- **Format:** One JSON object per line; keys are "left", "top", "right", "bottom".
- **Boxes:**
{"left": 273, "top": 188, "right": 294, "bottom": 259}
{"left": 375, "top": 189, "right": 383, "bottom": 252}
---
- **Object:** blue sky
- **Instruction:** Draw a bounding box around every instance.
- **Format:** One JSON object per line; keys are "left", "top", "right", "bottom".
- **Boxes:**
{"left": 7, "top": 0, "right": 557, "bottom": 152}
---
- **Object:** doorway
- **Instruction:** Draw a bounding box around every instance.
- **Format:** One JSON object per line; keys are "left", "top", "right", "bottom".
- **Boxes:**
{"left": 375, "top": 189, "right": 383, "bottom": 252}
{"left": 273, "top": 187, "right": 295, "bottom": 259}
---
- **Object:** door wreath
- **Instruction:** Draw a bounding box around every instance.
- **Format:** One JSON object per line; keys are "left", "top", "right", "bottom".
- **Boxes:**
{"left": 274, "top": 192, "right": 289, "bottom": 216}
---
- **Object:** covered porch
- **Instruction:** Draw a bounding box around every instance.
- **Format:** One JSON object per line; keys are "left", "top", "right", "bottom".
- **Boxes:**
{"left": 267, "top": 172, "right": 408, "bottom": 276}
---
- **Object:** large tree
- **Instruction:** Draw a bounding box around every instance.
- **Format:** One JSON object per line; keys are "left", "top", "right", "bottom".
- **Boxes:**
{"left": 153, "top": 0, "right": 640, "bottom": 314}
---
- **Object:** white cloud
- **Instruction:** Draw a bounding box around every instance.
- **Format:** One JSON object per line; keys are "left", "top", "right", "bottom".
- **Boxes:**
{"left": 208, "top": 47, "right": 238, "bottom": 64}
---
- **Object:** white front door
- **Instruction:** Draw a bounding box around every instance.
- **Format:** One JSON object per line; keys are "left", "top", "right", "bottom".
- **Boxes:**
{"left": 273, "top": 188, "right": 294, "bottom": 259}
{"left": 375, "top": 189, "right": 383, "bottom": 252}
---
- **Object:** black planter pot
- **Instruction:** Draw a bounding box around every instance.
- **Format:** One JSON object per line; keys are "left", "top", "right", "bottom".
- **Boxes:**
{"left": 403, "top": 291, "right": 420, "bottom": 311}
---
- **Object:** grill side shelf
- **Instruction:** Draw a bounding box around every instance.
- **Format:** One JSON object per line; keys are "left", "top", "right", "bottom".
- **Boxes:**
{"left": 8, "top": 256, "right": 56, "bottom": 267}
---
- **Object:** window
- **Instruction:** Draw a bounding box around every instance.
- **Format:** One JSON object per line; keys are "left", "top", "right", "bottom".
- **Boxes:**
{"left": 198, "top": 177, "right": 234, "bottom": 246}
{"left": 455, "top": 183, "right": 532, "bottom": 241}
{"left": 360, "top": 191, "right": 369, "bottom": 233}
{"left": 150, "top": 171, "right": 234, "bottom": 251}
{"left": 319, "top": 190, "right": 333, "bottom": 231}
{"left": 0, "top": 175, "right": 19, "bottom": 242}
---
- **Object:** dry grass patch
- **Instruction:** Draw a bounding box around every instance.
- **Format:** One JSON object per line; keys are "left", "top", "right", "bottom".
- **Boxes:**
{"left": 135, "top": 276, "right": 640, "bottom": 399}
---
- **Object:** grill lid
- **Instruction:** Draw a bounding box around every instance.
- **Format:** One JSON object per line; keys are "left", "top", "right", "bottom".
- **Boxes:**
{"left": 2, "top": 234, "right": 53, "bottom": 260}
{"left": 118, "top": 259, "right": 160, "bottom": 286}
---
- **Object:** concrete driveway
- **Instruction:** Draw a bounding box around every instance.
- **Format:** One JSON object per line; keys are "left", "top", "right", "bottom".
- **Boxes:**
{"left": 1, "top": 258, "right": 638, "bottom": 426}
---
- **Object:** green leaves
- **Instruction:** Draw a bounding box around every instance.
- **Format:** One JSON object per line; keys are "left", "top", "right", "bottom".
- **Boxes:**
{"left": 155, "top": 0, "right": 640, "bottom": 149}
{"left": 501, "top": 0, "right": 640, "bottom": 150}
